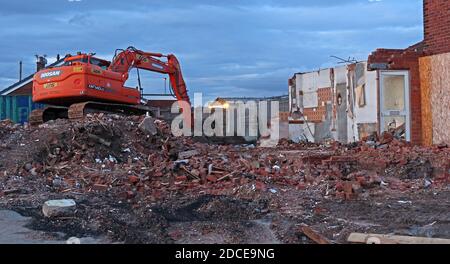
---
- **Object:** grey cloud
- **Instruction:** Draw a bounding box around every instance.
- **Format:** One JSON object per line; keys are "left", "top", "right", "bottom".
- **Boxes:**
{"left": 0, "top": 0, "right": 368, "bottom": 15}
{"left": 0, "top": 0, "right": 423, "bottom": 101}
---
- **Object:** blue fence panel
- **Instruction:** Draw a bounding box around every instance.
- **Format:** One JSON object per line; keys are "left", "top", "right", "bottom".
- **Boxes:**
{"left": 0, "top": 96, "right": 45, "bottom": 123}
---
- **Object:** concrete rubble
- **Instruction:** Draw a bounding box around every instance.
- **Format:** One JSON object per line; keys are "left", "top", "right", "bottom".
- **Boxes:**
{"left": 0, "top": 114, "right": 448, "bottom": 243}
{"left": 42, "top": 199, "right": 76, "bottom": 218}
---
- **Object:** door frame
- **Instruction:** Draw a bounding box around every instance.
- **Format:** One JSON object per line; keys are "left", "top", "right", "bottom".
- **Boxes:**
{"left": 379, "top": 70, "right": 411, "bottom": 141}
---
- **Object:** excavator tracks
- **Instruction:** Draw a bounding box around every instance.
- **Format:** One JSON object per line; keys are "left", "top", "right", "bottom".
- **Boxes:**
{"left": 30, "top": 102, "right": 159, "bottom": 126}
{"left": 68, "top": 102, "right": 89, "bottom": 120}
{"left": 68, "top": 102, "right": 158, "bottom": 120}
{"left": 29, "top": 106, "right": 69, "bottom": 126}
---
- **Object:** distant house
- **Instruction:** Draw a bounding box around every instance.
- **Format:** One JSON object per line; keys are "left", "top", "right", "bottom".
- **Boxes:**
{"left": 0, "top": 56, "right": 65, "bottom": 123}
{"left": 209, "top": 95, "right": 290, "bottom": 140}
{"left": 142, "top": 94, "right": 178, "bottom": 121}
{"left": 1, "top": 56, "right": 65, "bottom": 96}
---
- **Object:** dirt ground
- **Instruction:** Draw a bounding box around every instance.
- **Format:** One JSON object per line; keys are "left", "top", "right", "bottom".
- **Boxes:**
{"left": 0, "top": 116, "right": 448, "bottom": 244}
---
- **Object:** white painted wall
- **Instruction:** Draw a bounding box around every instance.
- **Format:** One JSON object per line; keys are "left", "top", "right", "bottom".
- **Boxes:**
{"left": 301, "top": 123, "right": 315, "bottom": 142}
{"left": 332, "top": 65, "right": 348, "bottom": 142}
{"left": 334, "top": 65, "right": 348, "bottom": 84}
{"left": 289, "top": 123, "right": 305, "bottom": 142}
{"left": 354, "top": 70, "right": 378, "bottom": 123}
{"left": 296, "top": 69, "right": 332, "bottom": 108}
{"left": 288, "top": 62, "right": 379, "bottom": 143}
{"left": 351, "top": 64, "right": 378, "bottom": 141}
{"left": 303, "top": 92, "right": 319, "bottom": 108}
{"left": 300, "top": 72, "right": 316, "bottom": 93}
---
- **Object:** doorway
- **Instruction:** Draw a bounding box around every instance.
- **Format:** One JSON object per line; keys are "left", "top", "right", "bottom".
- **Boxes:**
{"left": 379, "top": 71, "right": 411, "bottom": 141}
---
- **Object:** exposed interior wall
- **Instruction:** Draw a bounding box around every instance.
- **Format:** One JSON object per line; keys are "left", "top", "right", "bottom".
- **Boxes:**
{"left": 420, "top": 52, "right": 450, "bottom": 145}
{"left": 345, "top": 62, "right": 379, "bottom": 141}
{"left": 296, "top": 69, "right": 332, "bottom": 123}
{"left": 336, "top": 83, "right": 348, "bottom": 142}
{"left": 355, "top": 70, "right": 378, "bottom": 122}
{"left": 332, "top": 66, "right": 348, "bottom": 141}
{"left": 288, "top": 62, "right": 378, "bottom": 143}
{"left": 293, "top": 69, "right": 333, "bottom": 142}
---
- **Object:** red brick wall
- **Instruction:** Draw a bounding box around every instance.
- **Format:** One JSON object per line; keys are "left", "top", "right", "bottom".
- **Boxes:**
{"left": 424, "top": 0, "right": 450, "bottom": 55}
{"left": 368, "top": 43, "right": 425, "bottom": 144}
{"left": 303, "top": 87, "right": 332, "bottom": 123}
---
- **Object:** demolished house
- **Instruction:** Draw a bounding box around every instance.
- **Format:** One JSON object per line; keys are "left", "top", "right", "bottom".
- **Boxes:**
{"left": 288, "top": 62, "right": 379, "bottom": 143}
{"left": 290, "top": 0, "right": 450, "bottom": 146}
{"left": 369, "top": 0, "right": 450, "bottom": 146}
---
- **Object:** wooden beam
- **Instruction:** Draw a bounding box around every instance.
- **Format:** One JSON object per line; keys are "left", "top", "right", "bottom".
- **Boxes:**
{"left": 348, "top": 233, "right": 450, "bottom": 244}
{"left": 301, "top": 226, "right": 331, "bottom": 244}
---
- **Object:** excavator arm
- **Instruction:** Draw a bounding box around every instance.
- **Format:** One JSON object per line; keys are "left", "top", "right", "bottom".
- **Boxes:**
{"left": 109, "top": 47, "right": 190, "bottom": 105}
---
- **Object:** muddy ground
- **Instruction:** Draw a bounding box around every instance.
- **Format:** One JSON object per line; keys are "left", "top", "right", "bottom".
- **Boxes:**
{"left": 1, "top": 189, "right": 448, "bottom": 244}
{"left": 0, "top": 116, "right": 448, "bottom": 244}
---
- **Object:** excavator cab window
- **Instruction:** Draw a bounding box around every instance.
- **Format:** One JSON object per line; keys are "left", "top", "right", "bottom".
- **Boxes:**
{"left": 63, "top": 57, "right": 88, "bottom": 66}
{"left": 89, "top": 58, "right": 110, "bottom": 70}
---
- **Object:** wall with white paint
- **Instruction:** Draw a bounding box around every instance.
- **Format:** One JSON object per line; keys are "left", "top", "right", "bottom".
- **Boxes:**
{"left": 288, "top": 61, "right": 380, "bottom": 143}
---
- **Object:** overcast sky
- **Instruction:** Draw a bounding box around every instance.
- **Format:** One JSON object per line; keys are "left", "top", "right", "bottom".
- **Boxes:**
{"left": 0, "top": 0, "right": 423, "bottom": 101}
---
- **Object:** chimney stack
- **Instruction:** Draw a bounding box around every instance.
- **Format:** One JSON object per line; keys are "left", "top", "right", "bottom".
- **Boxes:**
{"left": 35, "top": 55, "right": 47, "bottom": 72}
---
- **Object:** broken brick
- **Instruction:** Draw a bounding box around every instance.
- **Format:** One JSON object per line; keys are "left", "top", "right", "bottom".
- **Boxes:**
{"left": 92, "top": 184, "right": 108, "bottom": 191}
{"left": 175, "top": 176, "right": 188, "bottom": 182}
{"left": 128, "top": 175, "right": 140, "bottom": 184}
{"left": 255, "top": 181, "right": 266, "bottom": 191}
{"left": 206, "top": 175, "right": 217, "bottom": 182}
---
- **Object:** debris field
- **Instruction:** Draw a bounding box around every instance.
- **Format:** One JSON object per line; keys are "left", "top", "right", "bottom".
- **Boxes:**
{"left": 0, "top": 115, "right": 449, "bottom": 244}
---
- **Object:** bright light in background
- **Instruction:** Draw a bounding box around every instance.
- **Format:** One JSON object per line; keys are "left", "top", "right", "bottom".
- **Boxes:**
{"left": 208, "top": 102, "right": 230, "bottom": 109}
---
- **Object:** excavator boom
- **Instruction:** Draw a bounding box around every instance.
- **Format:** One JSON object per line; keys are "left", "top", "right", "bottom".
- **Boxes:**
{"left": 109, "top": 47, "right": 190, "bottom": 104}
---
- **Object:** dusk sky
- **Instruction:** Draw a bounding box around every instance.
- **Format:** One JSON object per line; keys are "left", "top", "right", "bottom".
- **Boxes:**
{"left": 0, "top": 0, "right": 423, "bottom": 102}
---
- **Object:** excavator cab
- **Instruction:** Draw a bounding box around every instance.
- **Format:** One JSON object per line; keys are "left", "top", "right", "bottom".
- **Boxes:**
{"left": 63, "top": 55, "right": 110, "bottom": 70}
{"left": 89, "top": 57, "right": 110, "bottom": 70}
{"left": 63, "top": 56, "right": 88, "bottom": 66}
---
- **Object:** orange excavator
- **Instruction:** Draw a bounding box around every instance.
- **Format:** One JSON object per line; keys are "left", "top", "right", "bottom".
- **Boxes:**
{"left": 30, "top": 46, "right": 191, "bottom": 125}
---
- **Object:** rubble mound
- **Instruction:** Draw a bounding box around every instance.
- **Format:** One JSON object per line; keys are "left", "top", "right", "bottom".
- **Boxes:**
{"left": 0, "top": 114, "right": 448, "bottom": 243}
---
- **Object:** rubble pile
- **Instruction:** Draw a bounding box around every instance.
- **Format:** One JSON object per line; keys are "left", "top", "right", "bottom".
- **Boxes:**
{"left": 0, "top": 120, "right": 14, "bottom": 140}
{"left": 0, "top": 113, "right": 448, "bottom": 200}
{"left": 0, "top": 114, "right": 448, "bottom": 243}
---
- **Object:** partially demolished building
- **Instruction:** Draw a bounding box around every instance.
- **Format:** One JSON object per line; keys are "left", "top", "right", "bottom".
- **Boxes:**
{"left": 288, "top": 62, "right": 379, "bottom": 143}
{"left": 289, "top": 0, "right": 449, "bottom": 145}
